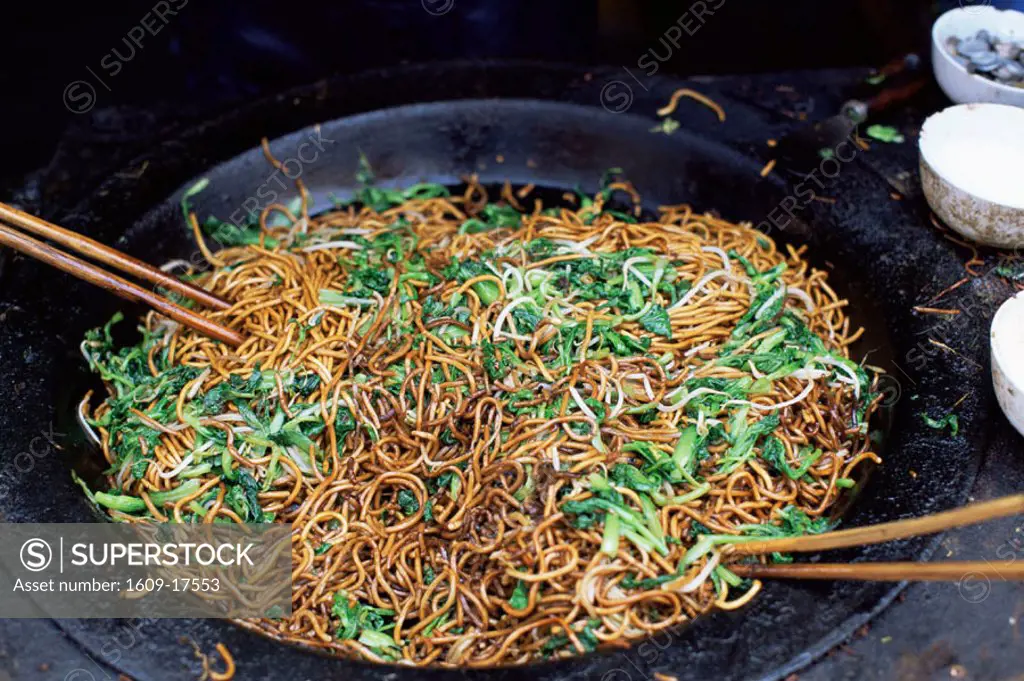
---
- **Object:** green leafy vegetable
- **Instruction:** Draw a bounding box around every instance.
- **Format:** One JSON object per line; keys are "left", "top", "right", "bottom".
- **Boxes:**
{"left": 638, "top": 305, "right": 673, "bottom": 338}
{"left": 224, "top": 470, "right": 267, "bottom": 523}
{"left": 422, "top": 611, "right": 450, "bottom": 636}
{"left": 180, "top": 178, "right": 209, "bottom": 220}
{"left": 481, "top": 340, "right": 515, "bottom": 380}
{"left": 995, "top": 262, "right": 1024, "bottom": 282}
{"left": 509, "top": 580, "right": 529, "bottom": 610}
{"left": 397, "top": 489, "right": 420, "bottom": 516}
{"left": 332, "top": 591, "right": 397, "bottom": 642}
{"left": 763, "top": 438, "right": 824, "bottom": 480}
{"left": 81, "top": 479, "right": 202, "bottom": 514}
{"left": 202, "top": 215, "right": 278, "bottom": 247}
{"left": 921, "top": 412, "right": 960, "bottom": 436}
{"left": 865, "top": 125, "right": 905, "bottom": 144}
{"left": 650, "top": 118, "right": 680, "bottom": 135}
{"left": 541, "top": 619, "right": 601, "bottom": 655}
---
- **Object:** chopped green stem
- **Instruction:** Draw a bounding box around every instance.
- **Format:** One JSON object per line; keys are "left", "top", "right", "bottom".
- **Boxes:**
{"left": 91, "top": 480, "right": 202, "bottom": 514}
{"left": 601, "top": 514, "right": 621, "bottom": 556}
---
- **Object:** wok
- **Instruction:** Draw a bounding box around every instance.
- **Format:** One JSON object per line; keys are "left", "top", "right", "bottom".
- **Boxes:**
{"left": 0, "top": 62, "right": 989, "bottom": 681}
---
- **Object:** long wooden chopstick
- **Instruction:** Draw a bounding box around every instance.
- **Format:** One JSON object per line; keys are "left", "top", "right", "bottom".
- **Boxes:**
{"left": 727, "top": 494, "right": 1024, "bottom": 557}
{"left": 0, "top": 223, "right": 244, "bottom": 347}
{"left": 0, "top": 202, "right": 230, "bottom": 311}
{"left": 731, "top": 561, "right": 1024, "bottom": 582}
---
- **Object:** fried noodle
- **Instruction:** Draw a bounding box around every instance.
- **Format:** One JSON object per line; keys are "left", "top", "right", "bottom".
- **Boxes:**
{"left": 81, "top": 173, "right": 882, "bottom": 666}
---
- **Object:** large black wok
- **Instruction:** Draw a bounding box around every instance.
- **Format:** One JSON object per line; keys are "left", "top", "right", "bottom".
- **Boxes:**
{"left": 0, "top": 62, "right": 989, "bottom": 681}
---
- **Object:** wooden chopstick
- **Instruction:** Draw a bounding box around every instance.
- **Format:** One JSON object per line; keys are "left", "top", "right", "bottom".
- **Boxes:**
{"left": 727, "top": 494, "right": 1024, "bottom": 557}
{"left": 730, "top": 561, "right": 1024, "bottom": 582}
{"left": 0, "top": 223, "right": 244, "bottom": 347}
{"left": 0, "top": 202, "right": 230, "bottom": 311}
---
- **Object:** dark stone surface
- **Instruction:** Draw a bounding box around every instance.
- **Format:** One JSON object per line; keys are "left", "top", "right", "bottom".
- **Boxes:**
{"left": 0, "top": 62, "right": 1021, "bottom": 680}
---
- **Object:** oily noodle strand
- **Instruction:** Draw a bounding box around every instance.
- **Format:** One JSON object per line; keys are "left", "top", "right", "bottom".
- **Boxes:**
{"left": 87, "top": 179, "right": 880, "bottom": 666}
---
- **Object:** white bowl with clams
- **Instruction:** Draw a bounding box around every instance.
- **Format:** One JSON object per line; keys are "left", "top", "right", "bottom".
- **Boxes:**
{"left": 933, "top": 6, "right": 1024, "bottom": 107}
{"left": 992, "top": 290, "right": 1024, "bottom": 438}
{"left": 919, "top": 103, "right": 1024, "bottom": 248}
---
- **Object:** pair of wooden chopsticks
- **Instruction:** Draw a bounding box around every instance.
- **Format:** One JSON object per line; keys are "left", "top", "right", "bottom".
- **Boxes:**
{"left": 726, "top": 494, "right": 1024, "bottom": 582}
{"left": 0, "top": 202, "right": 243, "bottom": 346}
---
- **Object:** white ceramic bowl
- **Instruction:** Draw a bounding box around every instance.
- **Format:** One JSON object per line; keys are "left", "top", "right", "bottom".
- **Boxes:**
{"left": 932, "top": 6, "right": 1024, "bottom": 108}
{"left": 992, "top": 290, "right": 1024, "bottom": 438}
{"left": 919, "top": 103, "right": 1024, "bottom": 248}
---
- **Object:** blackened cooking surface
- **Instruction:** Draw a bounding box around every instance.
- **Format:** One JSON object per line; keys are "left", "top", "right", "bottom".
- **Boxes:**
{"left": 0, "top": 88, "right": 987, "bottom": 681}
